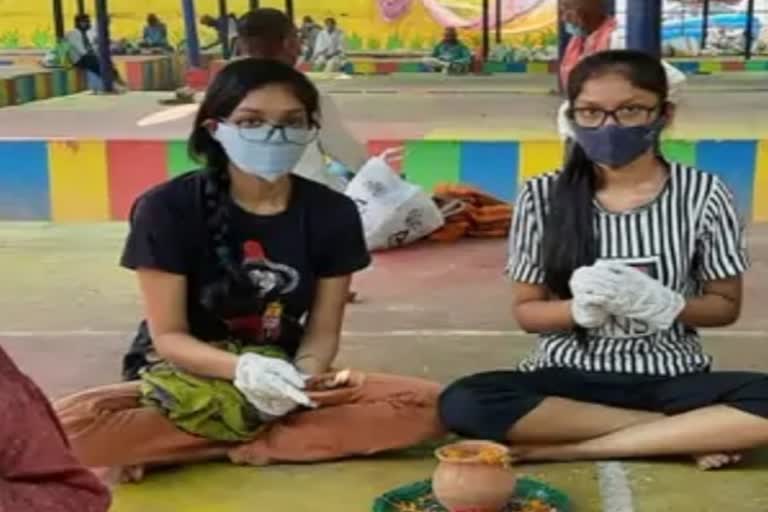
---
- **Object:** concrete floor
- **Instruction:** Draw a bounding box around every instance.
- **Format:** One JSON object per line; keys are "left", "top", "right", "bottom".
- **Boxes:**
{"left": 3, "top": 223, "right": 768, "bottom": 511}
{"left": 0, "top": 73, "right": 767, "bottom": 142}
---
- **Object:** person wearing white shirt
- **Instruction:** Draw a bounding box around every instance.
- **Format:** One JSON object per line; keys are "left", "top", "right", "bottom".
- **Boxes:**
{"left": 312, "top": 18, "right": 346, "bottom": 73}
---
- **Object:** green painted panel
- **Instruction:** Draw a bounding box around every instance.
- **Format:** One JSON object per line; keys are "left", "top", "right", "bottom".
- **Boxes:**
{"left": 166, "top": 140, "right": 198, "bottom": 177}
{"left": 661, "top": 140, "right": 697, "bottom": 166}
{"left": 403, "top": 141, "right": 461, "bottom": 194}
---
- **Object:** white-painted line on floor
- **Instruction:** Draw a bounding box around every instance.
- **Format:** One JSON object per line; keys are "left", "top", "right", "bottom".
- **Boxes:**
{"left": 597, "top": 462, "right": 635, "bottom": 512}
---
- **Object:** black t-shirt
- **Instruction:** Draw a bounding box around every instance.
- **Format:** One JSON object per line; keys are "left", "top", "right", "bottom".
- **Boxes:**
{"left": 120, "top": 171, "right": 370, "bottom": 380}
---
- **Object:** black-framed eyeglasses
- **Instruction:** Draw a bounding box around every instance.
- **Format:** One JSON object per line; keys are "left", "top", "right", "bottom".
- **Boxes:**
{"left": 228, "top": 122, "right": 319, "bottom": 145}
{"left": 568, "top": 105, "right": 662, "bottom": 129}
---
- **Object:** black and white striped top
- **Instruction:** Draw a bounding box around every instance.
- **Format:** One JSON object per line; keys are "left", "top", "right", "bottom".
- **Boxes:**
{"left": 508, "top": 163, "right": 749, "bottom": 376}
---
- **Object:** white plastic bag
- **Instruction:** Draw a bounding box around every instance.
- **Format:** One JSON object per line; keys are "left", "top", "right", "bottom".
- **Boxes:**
{"left": 346, "top": 149, "right": 444, "bottom": 251}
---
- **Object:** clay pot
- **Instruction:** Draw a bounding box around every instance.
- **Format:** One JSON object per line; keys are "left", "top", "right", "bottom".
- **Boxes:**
{"left": 433, "top": 440, "right": 517, "bottom": 512}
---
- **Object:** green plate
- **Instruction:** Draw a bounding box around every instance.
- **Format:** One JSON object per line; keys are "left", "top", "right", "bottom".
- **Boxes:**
{"left": 373, "top": 477, "right": 571, "bottom": 512}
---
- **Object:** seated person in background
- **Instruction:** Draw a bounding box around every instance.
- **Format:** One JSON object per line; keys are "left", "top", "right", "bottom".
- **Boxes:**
{"left": 312, "top": 17, "right": 346, "bottom": 72}
{"left": 54, "top": 59, "right": 443, "bottom": 484}
{"left": 423, "top": 28, "right": 473, "bottom": 74}
{"left": 64, "top": 14, "right": 126, "bottom": 91}
{"left": 0, "top": 345, "right": 110, "bottom": 511}
{"left": 141, "top": 13, "right": 171, "bottom": 51}
{"left": 298, "top": 16, "right": 322, "bottom": 63}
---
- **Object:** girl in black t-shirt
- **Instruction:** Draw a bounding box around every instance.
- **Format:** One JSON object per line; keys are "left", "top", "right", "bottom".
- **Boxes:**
{"left": 55, "top": 59, "right": 443, "bottom": 483}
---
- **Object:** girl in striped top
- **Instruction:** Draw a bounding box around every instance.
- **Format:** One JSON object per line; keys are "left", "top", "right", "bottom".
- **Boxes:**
{"left": 439, "top": 50, "right": 768, "bottom": 470}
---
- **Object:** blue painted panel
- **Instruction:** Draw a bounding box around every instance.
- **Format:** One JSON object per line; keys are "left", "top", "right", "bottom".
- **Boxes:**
{"left": 673, "top": 61, "right": 700, "bottom": 74}
{"left": 696, "top": 140, "right": 757, "bottom": 218}
{"left": 459, "top": 142, "right": 519, "bottom": 202}
{"left": 506, "top": 61, "right": 527, "bottom": 73}
{"left": 0, "top": 141, "right": 50, "bottom": 219}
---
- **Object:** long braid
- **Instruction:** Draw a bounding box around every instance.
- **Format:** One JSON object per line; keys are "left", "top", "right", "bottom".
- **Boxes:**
{"left": 200, "top": 166, "right": 251, "bottom": 316}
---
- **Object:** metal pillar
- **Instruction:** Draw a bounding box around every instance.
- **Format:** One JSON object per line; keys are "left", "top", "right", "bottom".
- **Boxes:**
{"left": 626, "top": 0, "right": 662, "bottom": 57}
{"left": 745, "top": 0, "right": 756, "bottom": 59}
{"left": 182, "top": 0, "right": 201, "bottom": 67}
{"left": 77, "top": 0, "right": 86, "bottom": 14}
{"left": 94, "top": 0, "right": 114, "bottom": 92}
{"left": 52, "top": 0, "right": 65, "bottom": 40}
{"left": 250, "top": 0, "right": 259, "bottom": 9}
{"left": 482, "top": 0, "right": 490, "bottom": 61}
{"left": 495, "top": 0, "right": 502, "bottom": 44}
{"left": 218, "top": 0, "right": 230, "bottom": 59}
{"left": 285, "top": 0, "right": 294, "bottom": 23}
{"left": 700, "top": 0, "right": 710, "bottom": 53}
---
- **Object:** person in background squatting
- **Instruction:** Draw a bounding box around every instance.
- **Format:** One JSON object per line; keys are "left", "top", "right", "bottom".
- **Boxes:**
{"left": 0, "top": 345, "right": 110, "bottom": 511}
{"left": 54, "top": 59, "right": 443, "bottom": 484}
{"left": 440, "top": 50, "right": 768, "bottom": 471}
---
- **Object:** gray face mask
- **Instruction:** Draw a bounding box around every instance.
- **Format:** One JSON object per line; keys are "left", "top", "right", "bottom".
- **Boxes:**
{"left": 570, "top": 116, "right": 667, "bottom": 168}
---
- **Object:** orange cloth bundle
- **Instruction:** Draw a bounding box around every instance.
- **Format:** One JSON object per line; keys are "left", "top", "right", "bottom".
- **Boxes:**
{"left": 430, "top": 184, "right": 513, "bottom": 242}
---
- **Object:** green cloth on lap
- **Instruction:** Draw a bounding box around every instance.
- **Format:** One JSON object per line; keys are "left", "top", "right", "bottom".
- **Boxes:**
{"left": 140, "top": 343, "right": 288, "bottom": 442}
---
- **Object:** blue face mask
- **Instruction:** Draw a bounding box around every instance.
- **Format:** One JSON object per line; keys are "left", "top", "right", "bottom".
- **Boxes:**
{"left": 213, "top": 123, "right": 311, "bottom": 182}
{"left": 565, "top": 22, "right": 586, "bottom": 37}
{"left": 570, "top": 117, "right": 667, "bottom": 169}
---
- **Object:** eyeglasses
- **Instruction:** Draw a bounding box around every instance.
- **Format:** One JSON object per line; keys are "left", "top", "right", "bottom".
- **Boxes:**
{"left": 230, "top": 122, "right": 319, "bottom": 145}
{"left": 569, "top": 105, "right": 661, "bottom": 129}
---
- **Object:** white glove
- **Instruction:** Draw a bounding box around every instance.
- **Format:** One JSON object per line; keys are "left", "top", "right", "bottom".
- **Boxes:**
{"left": 569, "top": 265, "right": 624, "bottom": 328}
{"left": 593, "top": 261, "right": 685, "bottom": 331}
{"left": 234, "top": 353, "right": 315, "bottom": 418}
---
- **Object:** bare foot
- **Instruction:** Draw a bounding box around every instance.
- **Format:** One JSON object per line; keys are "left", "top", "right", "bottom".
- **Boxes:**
{"left": 695, "top": 453, "right": 743, "bottom": 471}
{"left": 94, "top": 465, "right": 146, "bottom": 488}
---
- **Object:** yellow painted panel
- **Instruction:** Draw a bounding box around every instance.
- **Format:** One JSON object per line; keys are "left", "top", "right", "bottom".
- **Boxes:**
{"left": 34, "top": 73, "right": 50, "bottom": 99}
{"left": 48, "top": 140, "right": 110, "bottom": 221}
{"left": 528, "top": 61, "right": 549, "bottom": 74}
{"left": 354, "top": 61, "right": 376, "bottom": 74}
{"left": 115, "top": 60, "right": 129, "bottom": 84}
{"left": 698, "top": 60, "right": 722, "bottom": 73}
{"left": 754, "top": 140, "right": 768, "bottom": 222}
{"left": 520, "top": 140, "right": 564, "bottom": 181}
{"left": 66, "top": 69, "right": 79, "bottom": 93}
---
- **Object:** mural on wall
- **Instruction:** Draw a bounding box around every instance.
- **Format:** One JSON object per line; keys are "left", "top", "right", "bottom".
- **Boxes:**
{"left": 0, "top": 0, "right": 558, "bottom": 57}
{"left": 0, "top": 0, "right": 764, "bottom": 57}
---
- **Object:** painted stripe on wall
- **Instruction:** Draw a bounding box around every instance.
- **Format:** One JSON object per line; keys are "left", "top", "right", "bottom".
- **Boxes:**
{"left": 520, "top": 140, "right": 564, "bottom": 182}
{"left": 48, "top": 141, "right": 110, "bottom": 221}
{"left": 697, "top": 140, "right": 757, "bottom": 219}
{"left": 167, "top": 140, "right": 198, "bottom": 178}
{"left": 754, "top": 140, "right": 768, "bottom": 223}
{"left": 661, "top": 140, "right": 697, "bottom": 167}
{"left": 459, "top": 142, "right": 518, "bottom": 202}
{"left": 0, "top": 141, "right": 50, "bottom": 219}
{"left": 107, "top": 141, "right": 168, "bottom": 220}
{"left": 404, "top": 140, "right": 461, "bottom": 193}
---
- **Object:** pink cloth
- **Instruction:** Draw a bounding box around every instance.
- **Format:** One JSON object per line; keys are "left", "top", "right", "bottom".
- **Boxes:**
{"left": 0, "top": 346, "right": 110, "bottom": 512}
{"left": 560, "top": 17, "right": 617, "bottom": 90}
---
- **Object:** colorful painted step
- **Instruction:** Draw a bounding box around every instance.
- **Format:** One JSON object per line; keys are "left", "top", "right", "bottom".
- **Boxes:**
{"left": 0, "top": 69, "right": 87, "bottom": 108}
{"left": 0, "top": 137, "right": 766, "bottom": 223}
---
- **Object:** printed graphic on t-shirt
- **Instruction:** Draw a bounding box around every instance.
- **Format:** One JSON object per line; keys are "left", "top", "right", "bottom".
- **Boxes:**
{"left": 592, "top": 256, "right": 662, "bottom": 339}
{"left": 225, "top": 240, "right": 300, "bottom": 344}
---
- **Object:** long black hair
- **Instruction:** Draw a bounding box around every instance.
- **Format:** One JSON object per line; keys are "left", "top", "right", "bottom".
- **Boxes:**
{"left": 188, "top": 58, "right": 320, "bottom": 316}
{"left": 541, "top": 50, "right": 669, "bottom": 300}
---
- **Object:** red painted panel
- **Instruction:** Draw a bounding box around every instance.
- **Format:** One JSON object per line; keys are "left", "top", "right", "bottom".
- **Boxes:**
{"left": 723, "top": 60, "right": 746, "bottom": 71}
{"left": 185, "top": 67, "right": 210, "bottom": 90}
{"left": 367, "top": 140, "right": 405, "bottom": 173}
{"left": 125, "top": 61, "right": 144, "bottom": 90}
{"left": 107, "top": 141, "right": 168, "bottom": 220}
{"left": 375, "top": 61, "right": 399, "bottom": 74}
